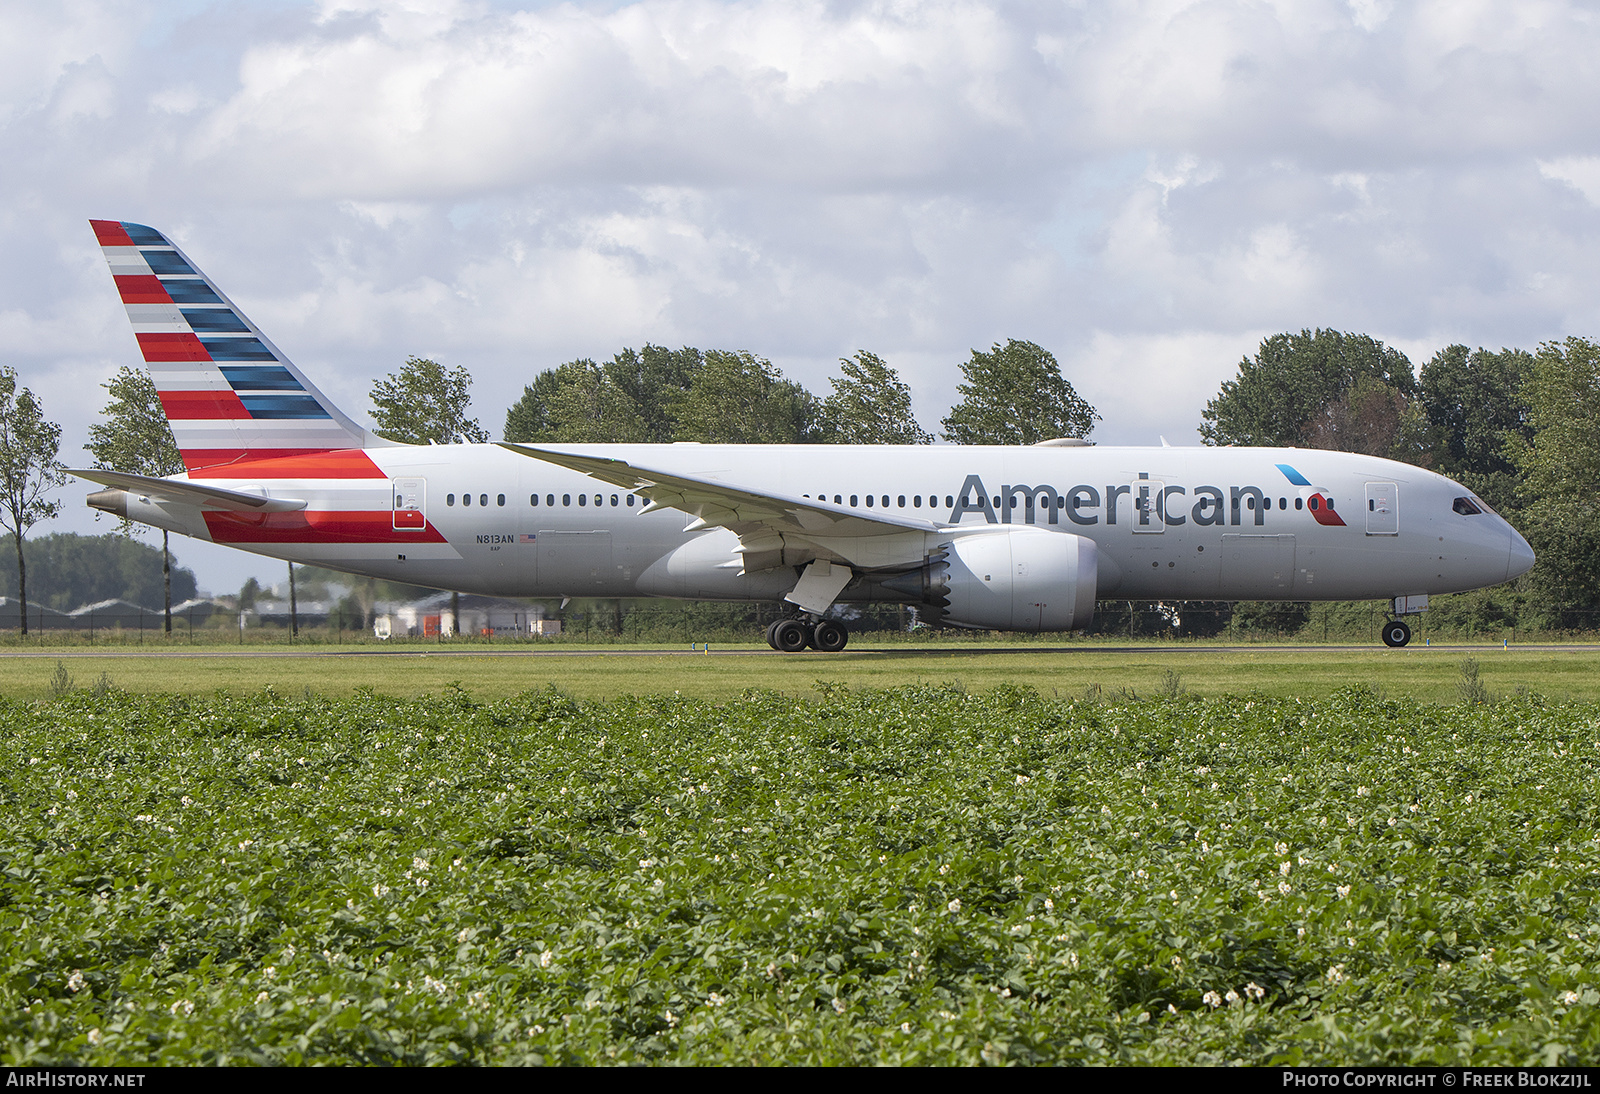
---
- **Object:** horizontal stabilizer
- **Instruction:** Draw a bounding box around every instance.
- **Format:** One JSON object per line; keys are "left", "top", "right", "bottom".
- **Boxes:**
{"left": 69, "top": 469, "right": 307, "bottom": 513}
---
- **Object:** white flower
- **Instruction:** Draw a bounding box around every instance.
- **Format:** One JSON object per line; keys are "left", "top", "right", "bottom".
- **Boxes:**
{"left": 170, "top": 999, "right": 194, "bottom": 1017}
{"left": 1202, "top": 991, "right": 1223, "bottom": 1008}
{"left": 1336, "top": 885, "right": 1351, "bottom": 899}
{"left": 831, "top": 997, "right": 846, "bottom": 1014}
{"left": 87, "top": 1029, "right": 102, "bottom": 1046}
{"left": 1224, "top": 989, "right": 1240, "bottom": 1005}
{"left": 1015, "top": 775, "right": 1030, "bottom": 785}
{"left": 1171, "top": 955, "right": 1183, "bottom": 969}
{"left": 539, "top": 950, "right": 553, "bottom": 969}
{"left": 1279, "top": 861, "right": 1292, "bottom": 876}
{"left": 1325, "top": 965, "right": 1345, "bottom": 984}
{"left": 263, "top": 966, "right": 277, "bottom": 980}
{"left": 1245, "top": 982, "right": 1265, "bottom": 1000}
{"left": 708, "top": 992, "right": 726, "bottom": 1006}
{"left": 1274, "top": 841, "right": 1288, "bottom": 856}
{"left": 901, "top": 1022, "right": 912, "bottom": 1033}
{"left": 1561, "top": 991, "right": 1580, "bottom": 1005}
{"left": 255, "top": 991, "right": 270, "bottom": 1004}
{"left": 1278, "top": 881, "right": 1292, "bottom": 895}
{"left": 457, "top": 928, "right": 475, "bottom": 943}
{"left": 1356, "top": 786, "right": 1370, "bottom": 797}
{"left": 66, "top": 970, "right": 85, "bottom": 993}
{"left": 1044, "top": 898, "right": 1054, "bottom": 912}
{"left": 665, "top": 1010, "right": 678, "bottom": 1026}
{"left": 372, "top": 884, "right": 390, "bottom": 898}
{"left": 412, "top": 857, "right": 429, "bottom": 872}
{"left": 947, "top": 898, "right": 962, "bottom": 913}
{"left": 938, "top": 864, "right": 949, "bottom": 875}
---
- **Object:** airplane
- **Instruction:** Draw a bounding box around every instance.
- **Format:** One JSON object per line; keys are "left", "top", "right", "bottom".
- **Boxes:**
{"left": 75, "top": 220, "right": 1536, "bottom": 652}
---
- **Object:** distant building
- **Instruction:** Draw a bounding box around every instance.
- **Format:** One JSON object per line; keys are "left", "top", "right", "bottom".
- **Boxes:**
{"left": 374, "top": 594, "right": 555, "bottom": 638}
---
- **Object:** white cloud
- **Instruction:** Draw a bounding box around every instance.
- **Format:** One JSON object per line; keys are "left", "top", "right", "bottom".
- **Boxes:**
{"left": 1539, "top": 157, "right": 1600, "bottom": 206}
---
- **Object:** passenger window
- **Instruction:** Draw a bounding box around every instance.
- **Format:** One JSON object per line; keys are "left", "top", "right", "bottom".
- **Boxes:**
{"left": 563, "top": 494, "right": 571, "bottom": 506}
{"left": 1311, "top": 497, "right": 1321, "bottom": 510}
{"left": 579, "top": 494, "right": 587, "bottom": 506}
{"left": 497, "top": 494, "right": 505, "bottom": 507}
{"left": 627, "top": 495, "right": 635, "bottom": 507}
{"left": 529, "top": 494, "right": 538, "bottom": 506}
{"left": 913, "top": 496, "right": 921, "bottom": 507}
{"left": 850, "top": 495, "right": 858, "bottom": 506}
{"left": 1279, "top": 497, "right": 1287, "bottom": 509}
{"left": 865, "top": 495, "right": 873, "bottom": 507}
{"left": 463, "top": 493, "right": 472, "bottom": 507}
{"left": 898, "top": 495, "right": 906, "bottom": 507}
{"left": 1295, "top": 498, "right": 1303, "bottom": 510}
{"left": 610, "top": 494, "right": 618, "bottom": 506}
{"left": 834, "top": 495, "right": 842, "bottom": 504}
{"left": 447, "top": 493, "right": 455, "bottom": 506}
{"left": 881, "top": 495, "right": 889, "bottom": 507}
{"left": 946, "top": 495, "right": 954, "bottom": 508}
{"left": 547, "top": 494, "right": 555, "bottom": 506}
{"left": 594, "top": 494, "right": 602, "bottom": 506}
{"left": 480, "top": 494, "right": 488, "bottom": 507}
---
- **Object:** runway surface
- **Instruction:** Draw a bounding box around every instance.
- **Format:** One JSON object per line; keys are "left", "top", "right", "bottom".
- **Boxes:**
{"left": 0, "top": 643, "right": 1590, "bottom": 658}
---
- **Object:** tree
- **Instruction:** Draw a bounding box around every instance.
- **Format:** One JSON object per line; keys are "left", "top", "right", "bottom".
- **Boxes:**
{"left": 605, "top": 345, "right": 704, "bottom": 443}
{"left": 673, "top": 351, "right": 824, "bottom": 443}
{"left": 370, "top": 357, "right": 488, "bottom": 445}
{"left": 504, "top": 359, "right": 647, "bottom": 443}
{"left": 941, "top": 340, "right": 1098, "bottom": 445}
{"left": 1200, "top": 330, "right": 1415, "bottom": 448}
{"left": 504, "top": 346, "right": 704, "bottom": 444}
{"left": 1, "top": 532, "right": 198, "bottom": 612}
{"left": 821, "top": 352, "right": 933, "bottom": 444}
{"left": 0, "top": 368, "right": 67, "bottom": 636}
{"left": 1417, "top": 345, "right": 1532, "bottom": 513}
{"left": 86, "top": 365, "right": 186, "bottom": 632}
{"left": 1506, "top": 337, "right": 1600, "bottom": 619}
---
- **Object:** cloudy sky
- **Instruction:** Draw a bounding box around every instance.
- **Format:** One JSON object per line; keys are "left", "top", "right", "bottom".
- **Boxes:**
{"left": 6, "top": 0, "right": 1600, "bottom": 594}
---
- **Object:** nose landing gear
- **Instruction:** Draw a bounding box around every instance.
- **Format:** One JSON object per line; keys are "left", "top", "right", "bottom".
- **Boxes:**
{"left": 1381, "top": 619, "right": 1412, "bottom": 648}
{"left": 765, "top": 616, "right": 849, "bottom": 653}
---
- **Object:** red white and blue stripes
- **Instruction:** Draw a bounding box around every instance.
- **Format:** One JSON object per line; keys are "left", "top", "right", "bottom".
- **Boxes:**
{"left": 91, "top": 220, "right": 370, "bottom": 473}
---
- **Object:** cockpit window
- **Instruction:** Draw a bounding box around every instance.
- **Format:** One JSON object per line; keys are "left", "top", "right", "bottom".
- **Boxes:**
{"left": 1453, "top": 497, "right": 1483, "bottom": 516}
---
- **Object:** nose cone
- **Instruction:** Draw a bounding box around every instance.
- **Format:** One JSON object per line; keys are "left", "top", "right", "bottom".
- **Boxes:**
{"left": 1508, "top": 527, "right": 1535, "bottom": 580}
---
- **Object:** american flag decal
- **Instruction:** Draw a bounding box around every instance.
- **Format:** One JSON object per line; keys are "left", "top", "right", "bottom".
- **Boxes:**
{"left": 520, "top": 534, "right": 537, "bottom": 543}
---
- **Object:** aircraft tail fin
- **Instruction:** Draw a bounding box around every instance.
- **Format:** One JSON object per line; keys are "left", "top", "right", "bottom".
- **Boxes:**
{"left": 90, "top": 220, "right": 374, "bottom": 473}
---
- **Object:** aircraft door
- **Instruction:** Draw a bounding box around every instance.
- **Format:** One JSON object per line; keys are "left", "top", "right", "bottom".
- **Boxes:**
{"left": 1132, "top": 478, "right": 1165, "bottom": 533}
{"left": 1365, "top": 482, "right": 1398, "bottom": 535}
{"left": 392, "top": 478, "right": 426, "bottom": 531}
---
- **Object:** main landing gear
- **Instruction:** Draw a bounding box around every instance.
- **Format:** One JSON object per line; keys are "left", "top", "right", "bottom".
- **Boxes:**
{"left": 1381, "top": 619, "right": 1412, "bottom": 648}
{"left": 766, "top": 617, "right": 849, "bottom": 653}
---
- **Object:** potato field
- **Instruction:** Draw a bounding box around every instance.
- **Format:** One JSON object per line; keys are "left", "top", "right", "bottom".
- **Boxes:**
{"left": 2, "top": 681, "right": 1597, "bottom": 1064}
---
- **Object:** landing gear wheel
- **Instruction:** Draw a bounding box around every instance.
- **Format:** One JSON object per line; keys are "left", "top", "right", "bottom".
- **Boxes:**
{"left": 812, "top": 620, "right": 848, "bottom": 653}
{"left": 765, "top": 619, "right": 784, "bottom": 650}
{"left": 772, "top": 619, "right": 810, "bottom": 653}
{"left": 1382, "top": 619, "right": 1412, "bottom": 648}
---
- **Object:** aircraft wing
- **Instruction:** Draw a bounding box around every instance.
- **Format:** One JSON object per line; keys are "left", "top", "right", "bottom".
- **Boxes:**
{"left": 69, "top": 469, "right": 308, "bottom": 513}
{"left": 499, "top": 443, "right": 940, "bottom": 571}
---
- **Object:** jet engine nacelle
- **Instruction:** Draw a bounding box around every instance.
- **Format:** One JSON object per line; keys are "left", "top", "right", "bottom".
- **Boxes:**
{"left": 885, "top": 528, "right": 1098, "bottom": 632}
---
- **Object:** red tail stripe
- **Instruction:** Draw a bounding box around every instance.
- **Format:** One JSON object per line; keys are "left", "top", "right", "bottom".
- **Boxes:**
{"left": 137, "top": 332, "right": 211, "bottom": 362}
{"left": 91, "top": 220, "right": 135, "bottom": 247}
{"left": 183, "top": 448, "right": 388, "bottom": 479}
{"left": 204, "top": 510, "right": 446, "bottom": 544}
{"left": 115, "top": 275, "right": 171, "bottom": 304}
{"left": 159, "top": 390, "right": 252, "bottom": 420}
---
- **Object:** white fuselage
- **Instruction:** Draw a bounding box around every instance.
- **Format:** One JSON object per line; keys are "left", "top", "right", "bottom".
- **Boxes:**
{"left": 118, "top": 442, "right": 1533, "bottom": 607}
